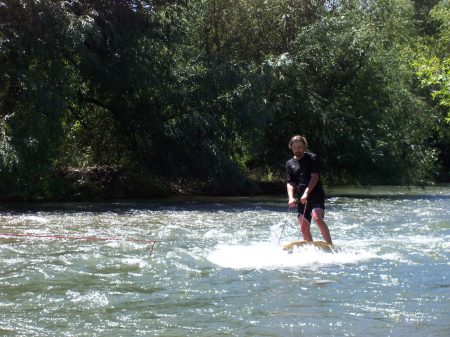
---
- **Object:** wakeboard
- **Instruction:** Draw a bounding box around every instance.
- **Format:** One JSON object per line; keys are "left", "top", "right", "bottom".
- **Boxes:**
{"left": 282, "top": 240, "right": 339, "bottom": 253}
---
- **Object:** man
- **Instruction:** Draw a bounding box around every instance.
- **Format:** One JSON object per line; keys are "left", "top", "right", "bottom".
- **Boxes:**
{"left": 286, "top": 135, "right": 332, "bottom": 244}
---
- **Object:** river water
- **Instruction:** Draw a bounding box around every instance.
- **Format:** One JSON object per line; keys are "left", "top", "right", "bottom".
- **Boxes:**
{"left": 0, "top": 187, "right": 449, "bottom": 336}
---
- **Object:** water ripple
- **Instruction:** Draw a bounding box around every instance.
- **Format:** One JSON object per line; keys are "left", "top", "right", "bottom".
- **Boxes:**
{"left": 0, "top": 194, "right": 449, "bottom": 336}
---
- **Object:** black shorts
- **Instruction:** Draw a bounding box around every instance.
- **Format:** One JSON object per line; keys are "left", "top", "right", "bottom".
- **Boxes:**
{"left": 297, "top": 195, "right": 325, "bottom": 223}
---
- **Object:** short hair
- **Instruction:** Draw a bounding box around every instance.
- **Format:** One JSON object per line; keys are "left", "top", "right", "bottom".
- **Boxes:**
{"left": 288, "top": 135, "right": 308, "bottom": 149}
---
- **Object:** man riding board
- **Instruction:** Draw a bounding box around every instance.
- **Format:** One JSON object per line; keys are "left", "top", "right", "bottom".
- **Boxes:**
{"left": 286, "top": 135, "right": 332, "bottom": 244}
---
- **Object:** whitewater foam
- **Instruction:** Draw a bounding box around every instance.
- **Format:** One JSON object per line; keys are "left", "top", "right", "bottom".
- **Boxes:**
{"left": 207, "top": 242, "right": 376, "bottom": 270}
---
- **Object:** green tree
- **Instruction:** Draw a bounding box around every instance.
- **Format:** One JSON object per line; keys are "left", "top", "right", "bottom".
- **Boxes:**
{"left": 0, "top": 0, "right": 186, "bottom": 199}
{"left": 0, "top": 0, "right": 446, "bottom": 200}
{"left": 414, "top": 1, "right": 450, "bottom": 117}
{"left": 413, "top": 0, "right": 450, "bottom": 181}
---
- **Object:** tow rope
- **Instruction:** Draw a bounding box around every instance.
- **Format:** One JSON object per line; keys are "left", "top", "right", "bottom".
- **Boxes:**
{"left": 279, "top": 199, "right": 308, "bottom": 243}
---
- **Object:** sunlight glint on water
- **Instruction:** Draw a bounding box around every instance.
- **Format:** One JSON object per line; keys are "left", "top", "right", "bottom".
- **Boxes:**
{"left": 0, "top": 191, "right": 449, "bottom": 336}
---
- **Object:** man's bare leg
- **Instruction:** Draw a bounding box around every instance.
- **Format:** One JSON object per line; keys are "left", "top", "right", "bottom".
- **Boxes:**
{"left": 312, "top": 208, "right": 332, "bottom": 244}
{"left": 298, "top": 215, "right": 313, "bottom": 241}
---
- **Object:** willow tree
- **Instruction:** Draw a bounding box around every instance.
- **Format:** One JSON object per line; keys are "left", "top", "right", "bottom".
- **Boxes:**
{"left": 0, "top": 0, "right": 77, "bottom": 199}
{"left": 0, "top": 0, "right": 185, "bottom": 199}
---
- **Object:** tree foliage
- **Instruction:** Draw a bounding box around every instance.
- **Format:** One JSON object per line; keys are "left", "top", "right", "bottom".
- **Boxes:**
{"left": 0, "top": 0, "right": 448, "bottom": 200}
{"left": 413, "top": 1, "right": 450, "bottom": 115}
{"left": 411, "top": 0, "right": 450, "bottom": 181}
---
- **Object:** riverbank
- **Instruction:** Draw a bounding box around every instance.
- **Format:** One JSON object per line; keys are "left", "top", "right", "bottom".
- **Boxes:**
{"left": 1, "top": 166, "right": 448, "bottom": 202}
{"left": 1, "top": 166, "right": 286, "bottom": 202}
{"left": 51, "top": 166, "right": 287, "bottom": 201}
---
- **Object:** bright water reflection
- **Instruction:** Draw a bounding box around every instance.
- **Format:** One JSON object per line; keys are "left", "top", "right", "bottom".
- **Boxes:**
{"left": 0, "top": 188, "right": 449, "bottom": 336}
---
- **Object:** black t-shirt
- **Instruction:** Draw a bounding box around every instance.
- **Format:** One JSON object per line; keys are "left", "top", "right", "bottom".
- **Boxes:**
{"left": 286, "top": 152, "right": 324, "bottom": 197}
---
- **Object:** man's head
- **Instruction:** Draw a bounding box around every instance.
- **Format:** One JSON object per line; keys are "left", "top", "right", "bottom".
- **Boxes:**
{"left": 288, "top": 135, "right": 308, "bottom": 158}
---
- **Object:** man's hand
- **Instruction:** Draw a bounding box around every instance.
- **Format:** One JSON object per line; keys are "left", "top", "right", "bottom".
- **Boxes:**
{"left": 300, "top": 192, "right": 308, "bottom": 204}
{"left": 288, "top": 198, "right": 297, "bottom": 208}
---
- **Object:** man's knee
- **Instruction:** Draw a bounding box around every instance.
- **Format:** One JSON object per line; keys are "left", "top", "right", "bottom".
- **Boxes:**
{"left": 311, "top": 208, "right": 324, "bottom": 221}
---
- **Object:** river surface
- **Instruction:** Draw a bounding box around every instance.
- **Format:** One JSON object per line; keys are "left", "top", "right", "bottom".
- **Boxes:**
{"left": 0, "top": 187, "right": 449, "bottom": 336}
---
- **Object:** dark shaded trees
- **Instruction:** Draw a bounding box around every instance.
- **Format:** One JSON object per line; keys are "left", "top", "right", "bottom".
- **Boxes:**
{"left": 0, "top": 0, "right": 447, "bottom": 200}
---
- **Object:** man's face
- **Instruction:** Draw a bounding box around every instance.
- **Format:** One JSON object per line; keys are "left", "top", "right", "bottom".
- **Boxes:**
{"left": 291, "top": 141, "right": 305, "bottom": 158}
